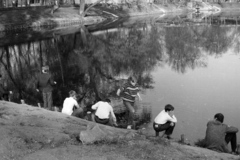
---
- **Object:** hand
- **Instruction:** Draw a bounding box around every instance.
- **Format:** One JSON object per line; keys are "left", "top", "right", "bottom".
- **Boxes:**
{"left": 9, "top": 91, "right": 13, "bottom": 94}
{"left": 54, "top": 81, "right": 57, "bottom": 84}
{"left": 36, "top": 89, "right": 39, "bottom": 92}
{"left": 170, "top": 122, "right": 174, "bottom": 126}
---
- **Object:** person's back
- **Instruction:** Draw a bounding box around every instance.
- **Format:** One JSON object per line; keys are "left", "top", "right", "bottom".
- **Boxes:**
{"left": 92, "top": 99, "right": 117, "bottom": 126}
{"left": 94, "top": 101, "right": 112, "bottom": 118}
{"left": 62, "top": 97, "right": 77, "bottom": 115}
{"left": 204, "top": 113, "right": 238, "bottom": 154}
{"left": 205, "top": 120, "right": 229, "bottom": 152}
{"left": 61, "top": 90, "right": 83, "bottom": 118}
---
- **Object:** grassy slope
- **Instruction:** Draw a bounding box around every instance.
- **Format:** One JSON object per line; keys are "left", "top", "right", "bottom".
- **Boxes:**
{"left": 0, "top": 101, "right": 239, "bottom": 160}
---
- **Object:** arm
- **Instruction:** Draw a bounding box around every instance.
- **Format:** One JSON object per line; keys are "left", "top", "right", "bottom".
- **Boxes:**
{"left": 226, "top": 125, "right": 238, "bottom": 133}
{"left": 74, "top": 100, "right": 80, "bottom": 108}
{"left": 36, "top": 75, "right": 40, "bottom": 92}
{"left": 116, "top": 88, "right": 121, "bottom": 96}
{"left": 172, "top": 115, "right": 177, "bottom": 123}
{"left": 49, "top": 74, "right": 56, "bottom": 85}
{"left": 167, "top": 114, "right": 177, "bottom": 123}
{"left": 110, "top": 107, "right": 117, "bottom": 125}
{"left": 91, "top": 102, "right": 99, "bottom": 110}
{"left": 137, "top": 92, "right": 142, "bottom": 101}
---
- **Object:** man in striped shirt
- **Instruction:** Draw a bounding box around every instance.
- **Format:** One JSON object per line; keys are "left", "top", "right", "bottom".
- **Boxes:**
{"left": 117, "top": 76, "right": 142, "bottom": 129}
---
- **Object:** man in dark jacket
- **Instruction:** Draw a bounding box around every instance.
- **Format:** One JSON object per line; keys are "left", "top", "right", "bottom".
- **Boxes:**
{"left": 204, "top": 113, "right": 238, "bottom": 154}
{"left": 36, "top": 66, "right": 56, "bottom": 110}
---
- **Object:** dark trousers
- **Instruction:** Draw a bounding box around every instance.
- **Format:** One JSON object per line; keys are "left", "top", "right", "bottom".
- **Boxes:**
{"left": 1, "top": 93, "right": 9, "bottom": 101}
{"left": 71, "top": 108, "right": 84, "bottom": 118}
{"left": 95, "top": 116, "right": 109, "bottom": 125}
{"left": 225, "top": 132, "right": 237, "bottom": 152}
{"left": 123, "top": 100, "right": 136, "bottom": 126}
{"left": 43, "top": 92, "right": 52, "bottom": 110}
{"left": 153, "top": 121, "right": 175, "bottom": 136}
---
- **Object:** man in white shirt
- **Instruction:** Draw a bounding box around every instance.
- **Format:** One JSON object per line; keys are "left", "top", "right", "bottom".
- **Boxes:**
{"left": 92, "top": 99, "right": 117, "bottom": 126}
{"left": 62, "top": 90, "right": 84, "bottom": 118}
{"left": 153, "top": 104, "right": 177, "bottom": 139}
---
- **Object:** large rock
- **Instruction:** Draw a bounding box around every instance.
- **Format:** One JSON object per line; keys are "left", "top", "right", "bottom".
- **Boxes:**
{"left": 79, "top": 123, "right": 136, "bottom": 144}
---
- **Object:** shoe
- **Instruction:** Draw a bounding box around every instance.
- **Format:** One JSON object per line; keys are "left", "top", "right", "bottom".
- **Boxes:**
{"left": 167, "top": 135, "right": 173, "bottom": 140}
{"left": 127, "top": 125, "right": 132, "bottom": 129}
{"left": 161, "top": 134, "right": 168, "bottom": 139}
{"left": 231, "top": 151, "right": 239, "bottom": 156}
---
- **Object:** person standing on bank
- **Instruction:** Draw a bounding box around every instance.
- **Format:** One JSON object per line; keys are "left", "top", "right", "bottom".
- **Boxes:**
{"left": 91, "top": 99, "right": 117, "bottom": 126}
{"left": 117, "top": 76, "right": 142, "bottom": 129}
{"left": 203, "top": 113, "right": 238, "bottom": 154}
{"left": 0, "top": 74, "right": 12, "bottom": 101}
{"left": 153, "top": 104, "right": 177, "bottom": 139}
{"left": 36, "top": 65, "right": 56, "bottom": 110}
{"left": 61, "top": 90, "right": 84, "bottom": 118}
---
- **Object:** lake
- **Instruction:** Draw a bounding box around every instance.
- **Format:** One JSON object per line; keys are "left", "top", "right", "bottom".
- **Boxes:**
{"left": 0, "top": 12, "right": 240, "bottom": 144}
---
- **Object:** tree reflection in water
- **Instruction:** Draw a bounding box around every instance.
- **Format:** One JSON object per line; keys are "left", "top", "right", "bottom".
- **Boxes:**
{"left": 0, "top": 23, "right": 239, "bottom": 117}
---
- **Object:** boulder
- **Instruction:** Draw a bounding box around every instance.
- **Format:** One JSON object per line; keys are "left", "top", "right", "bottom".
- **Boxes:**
{"left": 79, "top": 123, "right": 136, "bottom": 144}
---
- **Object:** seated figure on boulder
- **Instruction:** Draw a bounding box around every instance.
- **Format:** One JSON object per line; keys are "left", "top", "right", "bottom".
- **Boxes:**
{"left": 153, "top": 104, "right": 177, "bottom": 139}
{"left": 91, "top": 99, "right": 118, "bottom": 127}
{"left": 61, "top": 90, "right": 84, "bottom": 118}
{"left": 203, "top": 113, "right": 238, "bottom": 154}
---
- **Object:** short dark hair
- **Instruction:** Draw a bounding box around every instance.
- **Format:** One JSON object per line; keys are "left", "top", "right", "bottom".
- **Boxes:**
{"left": 0, "top": 74, "right": 2, "bottom": 78}
{"left": 69, "top": 90, "right": 76, "bottom": 97}
{"left": 164, "top": 104, "right": 174, "bottom": 112}
{"left": 42, "top": 65, "right": 49, "bottom": 73}
{"left": 105, "top": 98, "right": 111, "bottom": 103}
{"left": 214, "top": 113, "right": 224, "bottom": 123}
{"left": 128, "top": 76, "right": 137, "bottom": 83}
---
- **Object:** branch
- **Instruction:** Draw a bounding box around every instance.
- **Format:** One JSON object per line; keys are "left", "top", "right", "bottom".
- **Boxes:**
{"left": 81, "top": 0, "right": 103, "bottom": 17}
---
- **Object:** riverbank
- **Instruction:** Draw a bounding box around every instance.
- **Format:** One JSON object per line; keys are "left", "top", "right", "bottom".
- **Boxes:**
{"left": 0, "top": 3, "right": 186, "bottom": 32}
{"left": 1, "top": 2, "right": 240, "bottom": 32}
{"left": 0, "top": 101, "right": 239, "bottom": 160}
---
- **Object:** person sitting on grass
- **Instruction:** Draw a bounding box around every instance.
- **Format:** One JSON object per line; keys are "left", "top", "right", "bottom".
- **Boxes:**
{"left": 153, "top": 104, "right": 177, "bottom": 139}
{"left": 203, "top": 113, "right": 238, "bottom": 155}
{"left": 61, "top": 90, "right": 84, "bottom": 118}
{"left": 91, "top": 98, "right": 118, "bottom": 127}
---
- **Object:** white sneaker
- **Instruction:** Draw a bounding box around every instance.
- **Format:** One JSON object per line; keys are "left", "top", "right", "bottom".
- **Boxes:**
{"left": 127, "top": 125, "right": 132, "bottom": 129}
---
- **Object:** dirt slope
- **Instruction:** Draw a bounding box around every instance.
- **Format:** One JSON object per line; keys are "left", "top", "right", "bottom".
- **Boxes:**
{"left": 0, "top": 101, "right": 239, "bottom": 160}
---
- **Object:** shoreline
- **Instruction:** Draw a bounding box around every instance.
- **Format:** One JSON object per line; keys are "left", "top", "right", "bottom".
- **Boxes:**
{"left": 0, "top": 2, "right": 239, "bottom": 33}
{"left": 0, "top": 3, "right": 191, "bottom": 33}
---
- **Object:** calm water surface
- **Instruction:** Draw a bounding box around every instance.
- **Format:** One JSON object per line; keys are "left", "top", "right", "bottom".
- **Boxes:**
{"left": 1, "top": 13, "right": 240, "bottom": 144}
{"left": 143, "top": 51, "right": 240, "bottom": 143}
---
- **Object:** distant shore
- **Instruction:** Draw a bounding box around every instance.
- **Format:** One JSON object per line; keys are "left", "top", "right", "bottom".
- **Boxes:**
{"left": 0, "top": 3, "right": 186, "bottom": 32}
{"left": 0, "top": 2, "right": 240, "bottom": 32}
